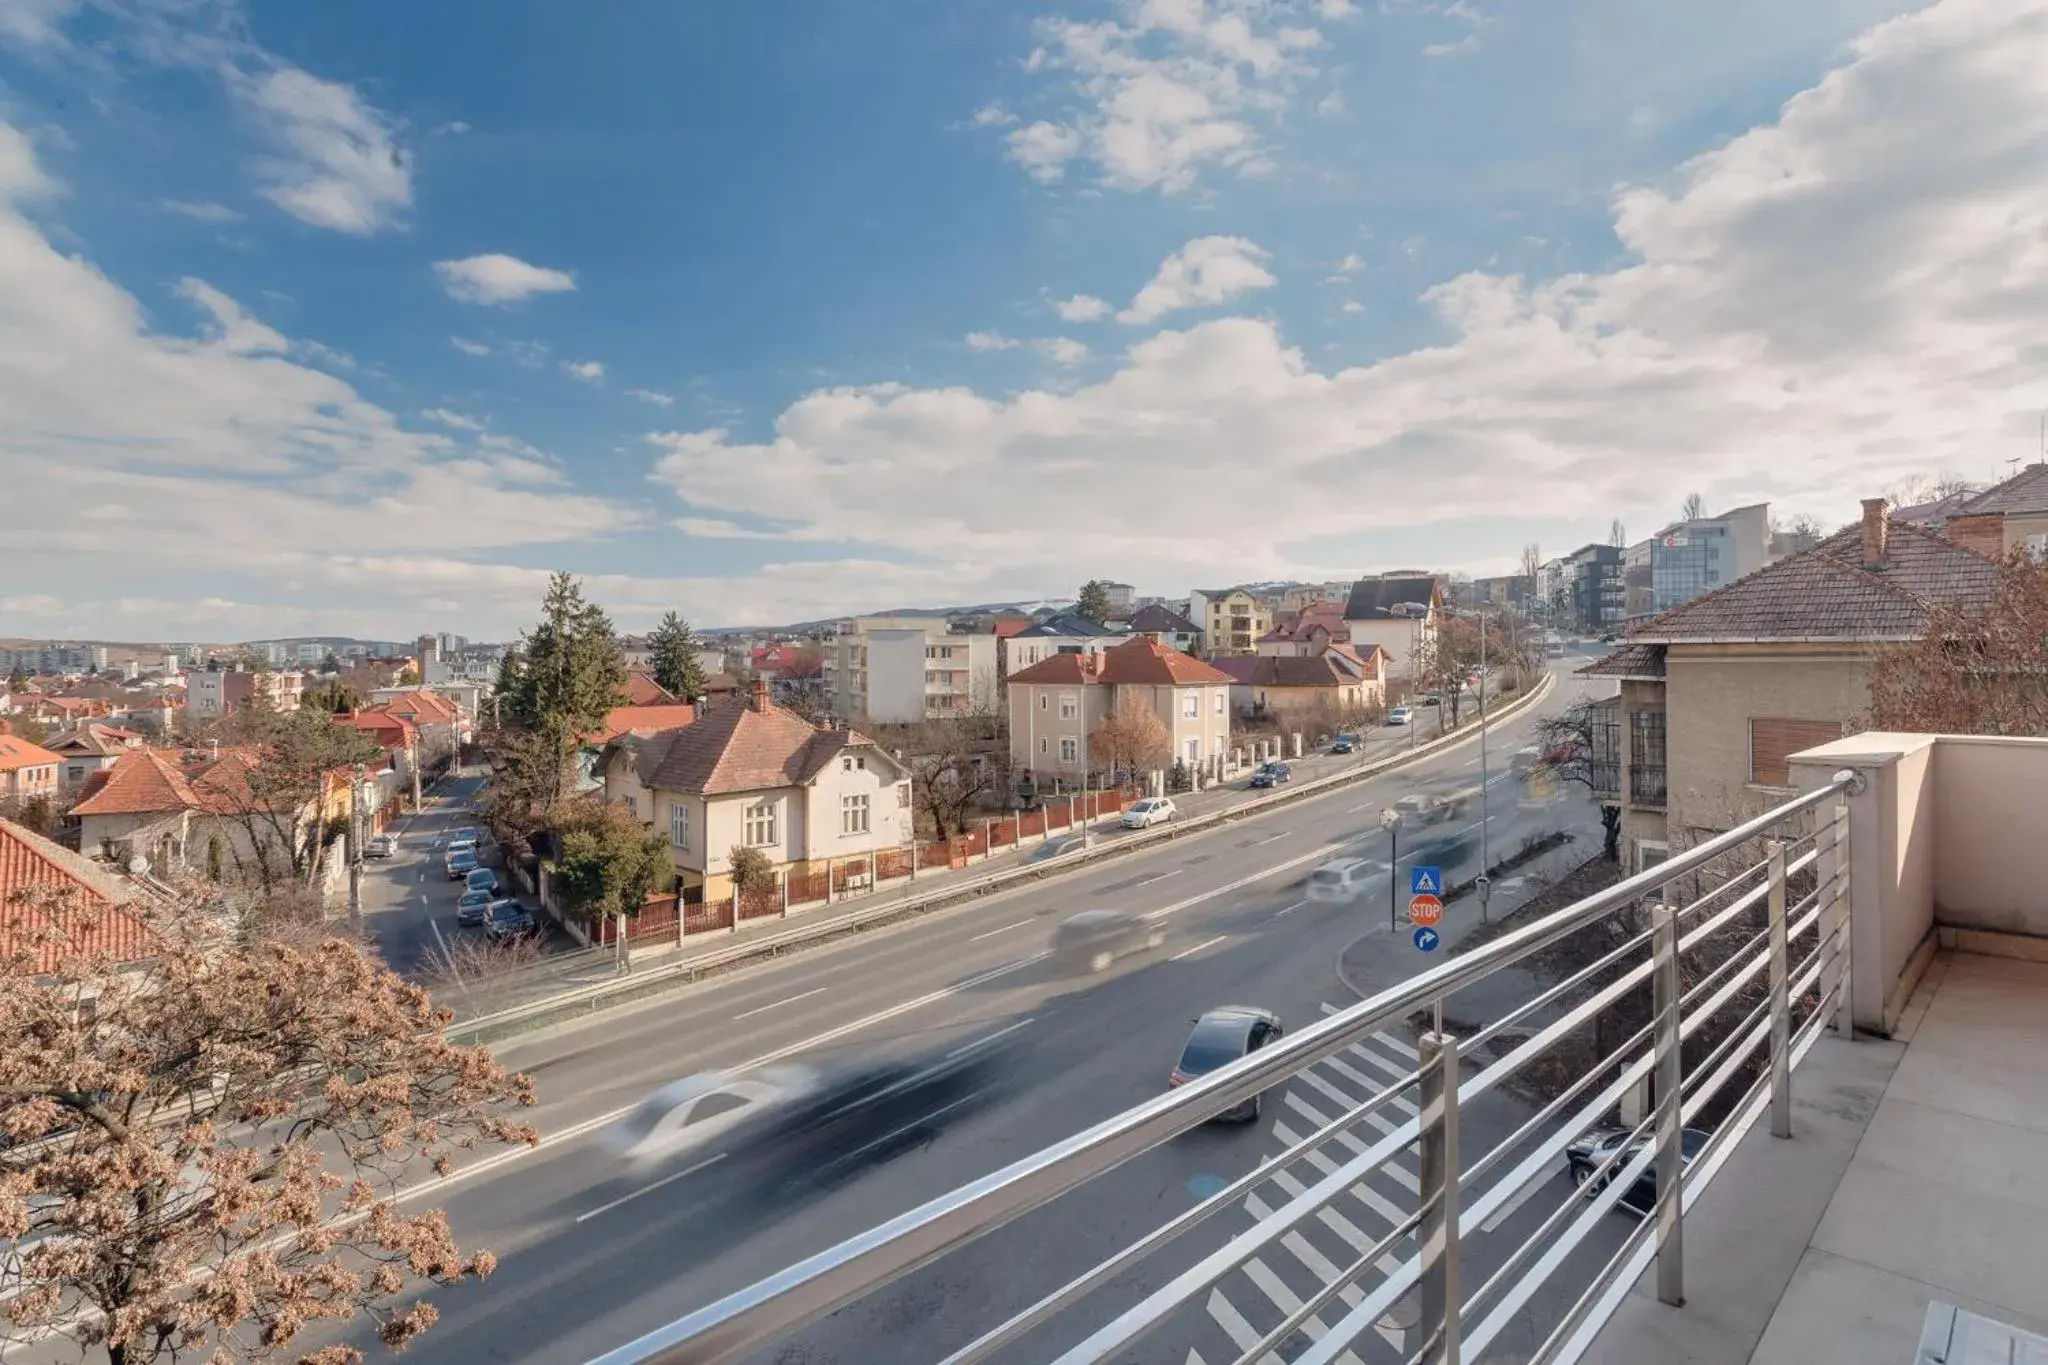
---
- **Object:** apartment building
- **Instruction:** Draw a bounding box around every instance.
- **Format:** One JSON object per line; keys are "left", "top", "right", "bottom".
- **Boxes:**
{"left": 1649, "top": 501, "right": 1774, "bottom": 613}
{"left": 823, "top": 618, "right": 998, "bottom": 723}
{"left": 1340, "top": 574, "right": 1443, "bottom": 679}
{"left": 1187, "top": 588, "right": 1274, "bottom": 657}
{"left": 1002, "top": 612, "right": 1117, "bottom": 678}
{"left": 186, "top": 670, "right": 304, "bottom": 718}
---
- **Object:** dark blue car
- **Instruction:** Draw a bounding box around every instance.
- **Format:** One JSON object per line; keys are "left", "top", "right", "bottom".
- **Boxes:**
{"left": 484, "top": 902, "right": 540, "bottom": 942}
{"left": 1249, "top": 762, "right": 1293, "bottom": 789}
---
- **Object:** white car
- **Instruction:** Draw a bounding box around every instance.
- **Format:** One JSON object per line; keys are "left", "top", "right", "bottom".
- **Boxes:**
{"left": 599, "top": 1066, "right": 821, "bottom": 1171}
{"left": 1385, "top": 706, "right": 1414, "bottom": 726}
{"left": 366, "top": 834, "right": 397, "bottom": 858}
{"left": 1121, "top": 797, "right": 1178, "bottom": 829}
{"left": 1306, "top": 857, "right": 1392, "bottom": 904}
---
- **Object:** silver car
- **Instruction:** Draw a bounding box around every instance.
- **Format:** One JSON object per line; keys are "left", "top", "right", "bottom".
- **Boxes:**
{"left": 600, "top": 1066, "right": 823, "bottom": 1172}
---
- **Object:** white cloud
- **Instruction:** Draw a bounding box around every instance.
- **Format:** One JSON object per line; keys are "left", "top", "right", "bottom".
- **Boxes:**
{"left": 235, "top": 65, "right": 412, "bottom": 235}
{"left": 1340, "top": 300, "right": 1365, "bottom": 314}
{"left": 0, "top": 0, "right": 78, "bottom": 46}
{"left": 175, "top": 277, "right": 288, "bottom": 355}
{"left": 449, "top": 335, "right": 491, "bottom": 356}
{"left": 434, "top": 253, "right": 577, "bottom": 306}
{"left": 1054, "top": 292, "right": 1112, "bottom": 322}
{"left": 421, "top": 408, "right": 484, "bottom": 431}
{"left": 996, "top": 1, "right": 1330, "bottom": 193}
{"left": 563, "top": 359, "right": 605, "bottom": 382}
{"left": 1336, "top": 252, "right": 1366, "bottom": 272}
{"left": 1423, "top": 35, "right": 1478, "bottom": 58}
{"left": 1315, "top": 0, "right": 1355, "bottom": 17}
{"left": 970, "top": 103, "right": 1017, "bottom": 127}
{"left": 161, "top": 198, "right": 242, "bottom": 222}
{"left": 645, "top": 0, "right": 2048, "bottom": 601}
{"left": 1119, "top": 235, "right": 1276, "bottom": 323}
{"left": 626, "top": 388, "right": 675, "bottom": 407}
{"left": 1038, "top": 336, "right": 1090, "bottom": 366}
{"left": 966, "top": 331, "right": 1020, "bottom": 352}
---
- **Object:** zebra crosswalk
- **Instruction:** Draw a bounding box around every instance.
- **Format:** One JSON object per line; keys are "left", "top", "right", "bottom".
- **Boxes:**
{"left": 1185, "top": 1006, "right": 1425, "bottom": 1365}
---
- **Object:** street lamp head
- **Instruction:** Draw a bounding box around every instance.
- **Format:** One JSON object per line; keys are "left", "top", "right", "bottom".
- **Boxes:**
{"left": 1380, "top": 807, "right": 1401, "bottom": 830}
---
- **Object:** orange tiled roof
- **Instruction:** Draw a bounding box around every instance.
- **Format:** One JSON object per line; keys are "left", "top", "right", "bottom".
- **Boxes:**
{"left": 592, "top": 703, "right": 700, "bottom": 744}
{"left": 365, "top": 688, "right": 461, "bottom": 724}
{"left": 69, "top": 747, "right": 202, "bottom": 816}
{"left": 0, "top": 819, "right": 154, "bottom": 972}
{"left": 0, "top": 735, "right": 62, "bottom": 774}
{"left": 1009, "top": 637, "right": 1235, "bottom": 686}
{"left": 621, "top": 670, "right": 680, "bottom": 706}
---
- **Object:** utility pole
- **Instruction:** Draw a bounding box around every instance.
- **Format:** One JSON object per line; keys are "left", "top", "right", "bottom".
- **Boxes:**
{"left": 1476, "top": 608, "right": 1492, "bottom": 922}
{"left": 347, "top": 761, "right": 364, "bottom": 933}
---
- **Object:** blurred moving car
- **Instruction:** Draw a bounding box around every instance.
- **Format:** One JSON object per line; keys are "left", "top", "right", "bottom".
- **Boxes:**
{"left": 601, "top": 1066, "right": 825, "bottom": 1171}
{"left": 483, "top": 902, "right": 539, "bottom": 941}
{"left": 1385, "top": 707, "right": 1413, "bottom": 727}
{"left": 1330, "top": 733, "right": 1357, "bottom": 755}
{"left": 455, "top": 888, "right": 494, "bottom": 926}
{"left": 1170, "top": 1007, "right": 1285, "bottom": 1122}
{"left": 464, "top": 866, "right": 500, "bottom": 897}
{"left": 1565, "top": 1126, "right": 1709, "bottom": 1215}
{"left": 366, "top": 833, "right": 397, "bottom": 858}
{"left": 1121, "top": 796, "right": 1177, "bottom": 829}
{"left": 1029, "top": 834, "right": 1087, "bottom": 864}
{"left": 1248, "top": 762, "right": 1292, "bottom": 789}
{"left": 1511, "top": 746, "right": 1543, "bottom": 778}
{"left": 444, "top": 846, "right": 478, "bottom": 879}
{"left": 1305, "top": 857, "right": 1391, "bottom": 904}
{"left": 1394, "top": 790, "right": 1460, "bottom": 825}
{"left": 1052, "top": 910, "right": 1165, "bottom": 973}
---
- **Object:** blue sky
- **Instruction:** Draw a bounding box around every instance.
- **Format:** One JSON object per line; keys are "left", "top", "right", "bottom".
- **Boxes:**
{"left": 3, "top": 0, "right": 2043, "bottom": 641}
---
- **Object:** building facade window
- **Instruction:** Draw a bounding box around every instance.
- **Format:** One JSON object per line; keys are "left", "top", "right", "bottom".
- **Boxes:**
{"left": 1749, "top": 718, "right": 1846, "bottom": 788}
{"left": 669, "top": 802, "right": 690, "bottom": 849}
{"left": 1629, "top": 708, "right": 1667, "bottom": 807}
{"left": 1181, "top": 692, "right": 1199, "bottom": 719}
{"left": 1059, "top": 692, "right": 1078, "bottom": 720}
{"left": 1213, "top": 691, "right": 1225, "bottom": 715}
{"left": 1185, "top": 737, "right": 1200, "bottom": 762}
{"left": 1039, "top": 736, "right": 1049, "bottom": 755}
{"left": 1059, "top": 736, "right": 1079, "bottom": 762}
{"left": 743, "top": 801, "right": 778, "bottom": 847}
{"left": 841, "top": 793, "right": 870, "bottom": 836}
{"left": 1039, "top": 693, "right": 1049, "bottom": 710}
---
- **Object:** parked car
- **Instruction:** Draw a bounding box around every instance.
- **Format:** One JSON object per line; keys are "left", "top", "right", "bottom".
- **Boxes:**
{"left": 464, "top": 866, "right": 500, "bottom": 897}
{"left": 451, "top": 826, "right": 480, "bottom": 848}
{"left": 1121, "top": 797, "right": 1177, "bottom": 829}
{"left": 1418, "top": 694, "right": 1443, "bottom": 708}
{"left": 455, "top": 889, "right": 494, "bottom": 926}
{"left": 1051, "top": 910, "right": 1165, "bottom": 974}
{"left": 444, "top": 847, "right": 479, "bottom": 879}
{"left": 1385, "top": 706, "right": 1414, "bottom": 727}
{"left": 445, "top": 837, "right": 478, "bottom": 859}
{"left": 1329, "top": 733, "right": 1357, "bottom": 755}
{"left": 1305, "top": 857, "right": 1391, "bottom": 904}
{"left": 1169, "top": 1007, "right": 1285, "bottom": 1122}
{"left": 483, "top": 902, "right": 540, "bottom": 941}
{"left": 366, "top": 833, "right": 397, "bottom": 859}
{"left": 1248, "top": 762, "right": 1292, "bottom": 789}
{"left": 1565, "top": 1126, "right": 1710, "bottom": 1215}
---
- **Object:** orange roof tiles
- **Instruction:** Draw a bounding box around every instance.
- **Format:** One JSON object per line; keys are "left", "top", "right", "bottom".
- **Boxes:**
{"left": 0, "top": 735, "right": 62, "bottom": 773}
{"left": 1008, "top": 637, "right": 1234, "bottom": 687}
{"left": 592, "top": 703, "right": 701, "bottom": 744}
{"left": 621, "top": 671, "right": 680, "bottom": 706}
{"left": 69, "top": 747, "right": 202, "bottom": 817}
{"left": 1, "top": 819, "right": 154, "bottom": 972}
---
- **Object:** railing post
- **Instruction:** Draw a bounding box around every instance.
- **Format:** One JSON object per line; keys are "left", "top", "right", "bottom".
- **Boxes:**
{"left": 1767, "top": 838, "right": 1792, "bottom": 1139}
{"left": 1826, "top": 802, "right": 1854, "bottom": 1039}
{"left": 1416, "top": 1030, "right": 1462, "bottom": 1363}
{"left": 1651, "top": 900, "right": 1685, "bottom": 1308}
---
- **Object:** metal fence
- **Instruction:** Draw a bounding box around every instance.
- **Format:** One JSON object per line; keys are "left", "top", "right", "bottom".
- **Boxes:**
{"left": 583, "top": 769, "right": 1861, "bottom": 1365}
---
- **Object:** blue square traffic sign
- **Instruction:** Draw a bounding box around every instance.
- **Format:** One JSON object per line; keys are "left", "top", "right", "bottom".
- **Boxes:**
{"left": 1410, "top": 866, "right": 1443, "bottom": 897}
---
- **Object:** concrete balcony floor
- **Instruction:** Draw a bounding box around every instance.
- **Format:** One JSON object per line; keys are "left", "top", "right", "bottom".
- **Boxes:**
{"left": 1583, "top": 948, "right": 2048, "bottom": 1365}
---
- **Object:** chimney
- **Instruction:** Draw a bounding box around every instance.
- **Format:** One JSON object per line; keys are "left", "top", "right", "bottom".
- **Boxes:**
{"left": 750, "top": 678, "right": 770, "bottom": 713}
{"left": 1859, "top": 497, "right": 1890, "bottom": 570}
{"left": 691, "top": 699, "right": 707, "bottom": 724}
{"left": 1945, "top": 512, "right": 2007, "bottom": 560}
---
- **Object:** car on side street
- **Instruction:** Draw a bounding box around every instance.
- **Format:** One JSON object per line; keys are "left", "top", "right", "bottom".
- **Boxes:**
{"left": 1385, "top": 706, "right": 1414, "bottom": 727}
{"left": 483, "top": 902, "right": 540, "bottom": 942}
{"left": 455, "top": 889, "right": 494, "bottom": 926}
{"left": 1051, "top": 910, "right": 1165, "bottom": 974}
{"left": 1565, "top": 1126, "right": 1709, "bottom": 1215}
{"left": 464, "top": 866, "right": 500, "bottom": 897}
{"left": 444, "top": 846, "right": 479, "bottom": 879}
{"left": 1169, "top": 1007, "right": 1285, "bottom": 1122}
{"left": 1121, "top": 796, "right": 1177, "bottom": 829}
{"left": 1330, "top": 733, "right": 1357, "bottom": 755}
{"left": 366, "top": 833, "right": 397, "bottom": 858}
{"left": 1248, "top": 762, "right": 1292, "bottom": 789}
{"left": 451, "top": 826, "right": 480, "bottom": 848}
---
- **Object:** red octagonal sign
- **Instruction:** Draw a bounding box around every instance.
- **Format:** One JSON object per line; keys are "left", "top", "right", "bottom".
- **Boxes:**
{"left": 1407, "top": 893, "right": 1444, "bottom": 927}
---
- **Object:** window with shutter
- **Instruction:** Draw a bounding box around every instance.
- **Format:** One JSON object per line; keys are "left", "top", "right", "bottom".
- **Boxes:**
{"left": 1749, "top": 718, "right": 1847, "bottom": 788}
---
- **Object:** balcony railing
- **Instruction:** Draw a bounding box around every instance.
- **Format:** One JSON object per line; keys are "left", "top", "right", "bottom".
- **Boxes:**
{"left": 582, "top": 772, "right": 1859, "bottom": 1365}
{"left": 1631, "top": 762, "right": 1667, "bottom": 808}
{"left": 1589, "top": 759, "right": 1621, "bottom": 799}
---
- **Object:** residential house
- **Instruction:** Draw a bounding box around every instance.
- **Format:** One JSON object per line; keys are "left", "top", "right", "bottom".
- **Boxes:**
{"left": 0, "top": 735, "right": 62, "bottom": 806}
{"left": 1340, "top": 574, "right": 1444, "bottom": 680}
{"left": 1581, "top": 499, "right": 2004, "bottom": 874}
{"left": 1006, "top": 637, "right": 1235, "bottom": 783}
{"left": 1002, "top": 612, "right": 1119, "bottom": 678}
{"left": 1559, "top": 544, "right": 1626, "bottom": 635}
{"left": 1256, "top": 607, "right": 1352, "bottom": 658}
{"left": 337, "top": 710, "right": 420, "bottom": 785}
{"left": 363, "top": 687, "right": 464, "bottom": 751}
{"left": 1941, "top": 461, "right": 2048, "bottom": 560}
{"left": 1187, "top": 588, "right": 1274, "bottom": 657}
{"left": 590, "top": 703, "right": 701, "bottom": 745}
{"left": 1, "top": 818, "right": 155, "bottom": 972}
{"left": 1649, "top": 502, "right": 1774, "bottom": 613}
{"left": 1222, "top": 650, "right": 1385, "bottom": 724}
{"left": 40, "top": 723, "right": 147, "bottom": 792}
{"left": 187, "top": 670, "right": 304, "bottom": 718}
{"left": 601, "top": 680, "right": 913, "bottom": 902}
{"left": 1121, "top": 603, "right": 1203, "bottom": 655}
{"left": 823, "top": 618, "right": 998, "bottom": 722}
{"left": 1281, "top": 584, "right": 1350, "bottom": 615}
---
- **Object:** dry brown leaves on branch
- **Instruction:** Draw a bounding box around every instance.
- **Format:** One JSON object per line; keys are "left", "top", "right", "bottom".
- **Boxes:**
{"left": 0, "top": 884, "right": 537, "bottom": 1364}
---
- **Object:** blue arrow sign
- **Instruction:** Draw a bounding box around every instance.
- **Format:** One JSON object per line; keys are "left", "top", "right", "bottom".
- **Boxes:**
{"left": 1413, "top": 926, "right": 1440, "bottom": 952}
{"left": 1410, "top": 866, "right": 1443, "bottom": 896}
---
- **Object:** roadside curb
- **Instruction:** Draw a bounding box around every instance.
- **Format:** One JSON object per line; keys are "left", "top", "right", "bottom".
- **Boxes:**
{"left": 449, "top": 670, "right": 1558, "bottom": 1048}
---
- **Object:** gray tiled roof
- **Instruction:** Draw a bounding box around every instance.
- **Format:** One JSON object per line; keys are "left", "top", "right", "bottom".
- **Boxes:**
{"left": 1578, "top": 644, "right": 1666, "bottom": 679}
{"left": 1626, "top": 518, "right": 2001, "bottom": 643}
{"left": 1341, "top": 575, "right": 1439, "bottom": 621}
{"left": 1958, "top": 463, "right": 2048, "bottom": 516}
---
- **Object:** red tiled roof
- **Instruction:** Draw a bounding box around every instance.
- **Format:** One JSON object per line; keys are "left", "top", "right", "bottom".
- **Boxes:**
{"left": 0, "top": 819, "right": 153, "bottom": 972}
{"left": 1245, "top": 654, "right": 1373, "bottom": 687}
{"left": 621, "top": 670, "right": 680, "bottom": 706}
{"left": 339, "top": 711, "right": 418, "bottom": 749}
{"left": 1009, "top": 637, "right": 1234, "bottom": 687}
{"left": 592, "top": 704, "right": 701, "bottom": 744}
{"left": 365, "top": 688, "right": 460, "bottom": 724}
{"left": 992, "top": 619, "right": 1034, "bottom": 639}
{"left": 643, "top": 696, "right": 877, "bottom": 795}
{"left": 0, "top": 735, "right": 62, "bottom": 773}
{"left": 41, "top": 723, "right": 145, "bottom": 758}
{"left": 1008, "top": 653, "right": 1097, "bottom": 685}
{"left": 69, "top": 747, "right": 202, "bottom": 816}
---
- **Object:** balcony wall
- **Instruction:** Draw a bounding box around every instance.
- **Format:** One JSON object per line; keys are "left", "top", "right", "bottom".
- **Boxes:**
{"left": 1792, "top": 732, "right": 2048, "bottom": 1036}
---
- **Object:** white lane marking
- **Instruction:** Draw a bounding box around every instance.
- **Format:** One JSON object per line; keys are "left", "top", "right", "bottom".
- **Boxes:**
{"left": 1247, "top": 831, "right": 1287, "bottom": 846}
{"left": 1242, "top": 1185, "right": 1401, "bottom": 1348}
{"left": 1272, "top": 899, "right": 1307, "bottom": 918}
{"left": 1293, "top": 1070, "right": 1421, "bottom": 1193}
{"left": 428, "top": 919, "right": 463, "bottom": 988}
{"left": 574, "top": 1153, "right": 727, "bottom": 1224}
{"left": 1322, "top": 1055, "right": 1420, "bottom": 1118}
{"left": 826, "top": 1086, "right": 989, "bottom": 1169}
{"left": 1139, "top": 868, "right": 1183, "bottom": 886}
{"left": 1143, "top": 837, "right": 1357, "bottom": 924}
{"left": 948, "top": 1017, "right": 1034, "bottom": 1058}
{"left": 1480, "top": 1164, "right": 1558, "bottom": 1234}
{"left": 1170, "top": 934, "right": 1229, "bottom": 962}
{"left": 1241, "top": 1257, "right": 1369, "bottom": 1365}
{"left": 1207, "top": 1286, "right": 1283, "bottom": 1365}
{"left": 1273, "top": 1109, "right": 1409, "bottom": 1226}
{"left": 1346, "top": 802, "right": 1379, "bottom": 814}
{"left": 969, "top": 918, "right": 1032, "bottom": 942}
{"left": 732, "top": 987, "right": 828, "bottom": 1021}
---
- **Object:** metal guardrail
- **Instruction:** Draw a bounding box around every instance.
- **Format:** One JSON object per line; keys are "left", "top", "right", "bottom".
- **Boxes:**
{"left": 584, "top": 763, "right": 1861, "bottom": 1365}
{"left": 445, "top": 673, "right": 1557, "bottom": 1045}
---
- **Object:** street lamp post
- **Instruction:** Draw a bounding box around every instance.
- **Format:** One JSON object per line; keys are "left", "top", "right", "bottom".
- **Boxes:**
{"left": 1448, "top": 605, "right": 1497, "bottom": 921}
{"left": 1381, "top": 807, "right": 1402, "bottom": 933}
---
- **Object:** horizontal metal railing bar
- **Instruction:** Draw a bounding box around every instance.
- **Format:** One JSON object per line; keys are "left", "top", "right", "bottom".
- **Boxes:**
{"left": 1459, "top": 916, "right": 1659, "bottom": 1057}
{"left": 591, "top": 773, "right": 1854, "bottom": 1365}
{"left": 1234, "top": 1210, "right": 1424, "bottom": 1365}
{"left": 1461, "top": 1009, "right": 1658, "bottom": 1195}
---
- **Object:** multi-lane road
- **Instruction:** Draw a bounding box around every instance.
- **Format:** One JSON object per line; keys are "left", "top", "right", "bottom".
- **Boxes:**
{"left": 303, "top": 665, "right": 1618, "bottom": 1365}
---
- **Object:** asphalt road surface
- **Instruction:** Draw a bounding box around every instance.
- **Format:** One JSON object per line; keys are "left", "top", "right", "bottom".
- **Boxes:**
{"left": 287, "top": 667, "right": 1628, "bottom": 1365}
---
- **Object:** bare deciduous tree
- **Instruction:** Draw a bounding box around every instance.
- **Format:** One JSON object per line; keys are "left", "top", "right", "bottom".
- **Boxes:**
{"left": 1609, "top": 518, "right": 1627, "bottom": 548}
{"left": 1519, "top": 542, "right": 1542, "bottom": 584}
{"left": 0, "top": 885, "right": 537, "bottom": 1364}
{"left": 1088, "top": 707, "right": 1171, "bottom": 783}
{"left": 1868, "top": 551, "right": 2048, "bottom": 736}
{"left": 1679, "top": 491, "right": 1707, "bottom": 523}
{"left": 1532, "top": 698, "right": 1622, "bottom": 860}
{"left": 1885, "top": 472, "right": 1981, "bottom": 509}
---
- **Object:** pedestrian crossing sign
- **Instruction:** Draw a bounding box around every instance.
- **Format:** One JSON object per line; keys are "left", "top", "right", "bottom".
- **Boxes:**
{"left": 1410, "top": 866, "right": 1442, "bottom": 896}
